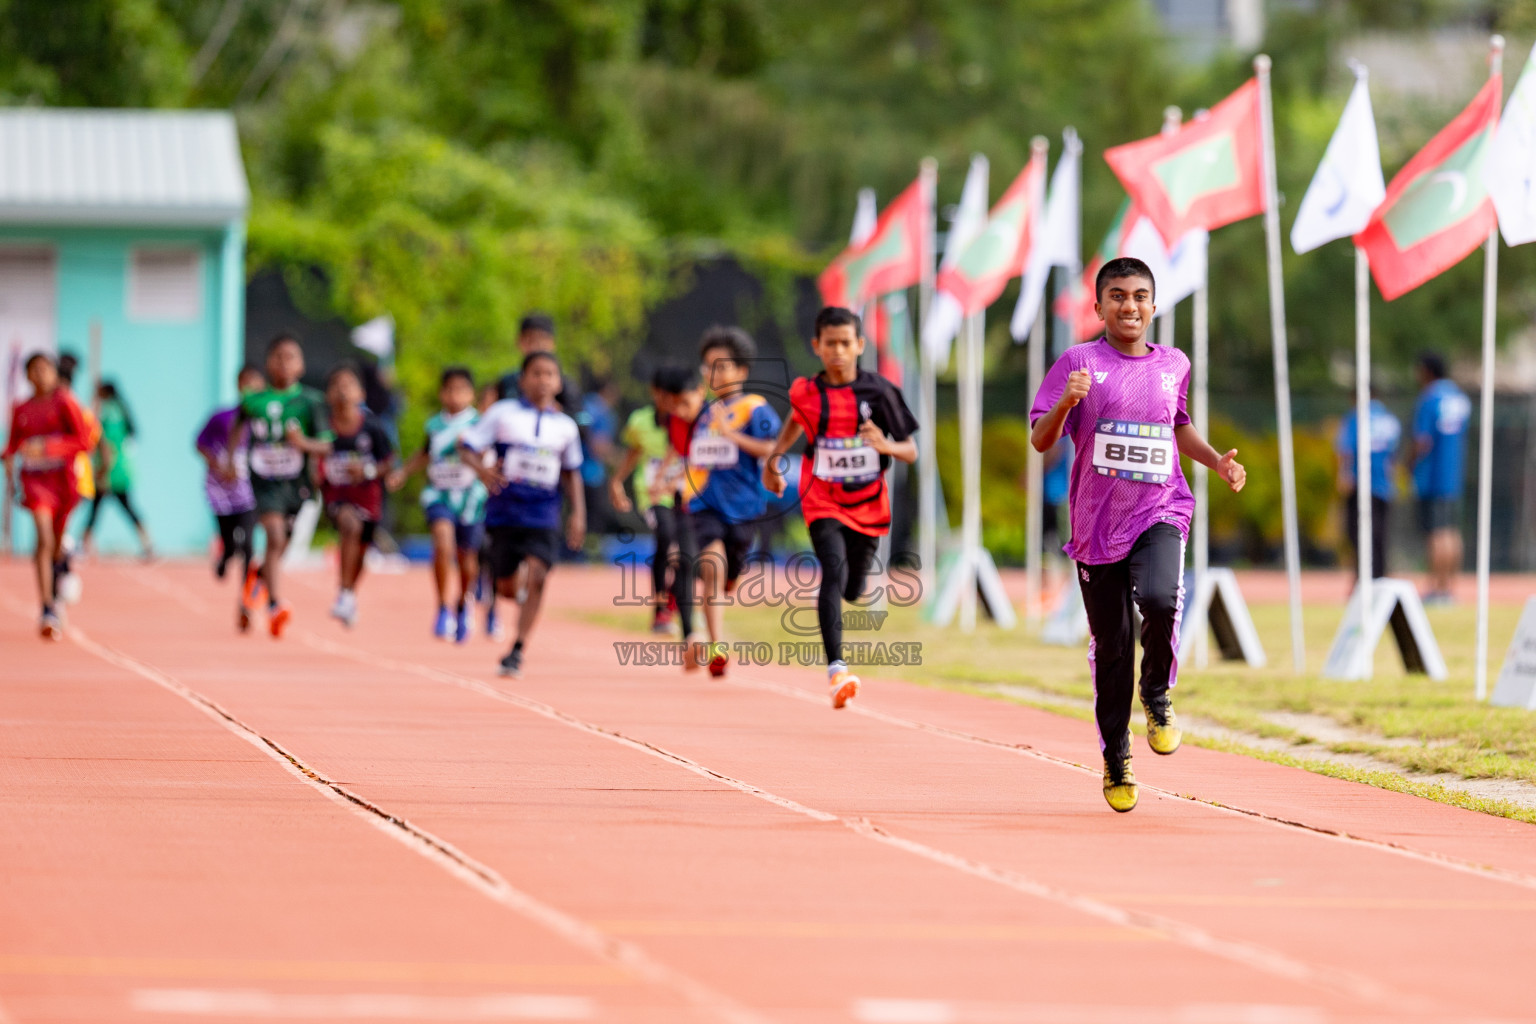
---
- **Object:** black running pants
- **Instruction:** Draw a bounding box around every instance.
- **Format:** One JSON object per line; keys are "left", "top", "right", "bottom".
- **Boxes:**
{"left": 808, "top": 518, "right": 882, "bottom": 666}
{"left": 1077, "top": 522, "right": 1185, "bottom": 764}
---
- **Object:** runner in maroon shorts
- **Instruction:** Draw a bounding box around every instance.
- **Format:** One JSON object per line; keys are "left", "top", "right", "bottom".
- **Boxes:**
{"left": 1030, "top": 256, "right": 1247, "bottom": 813}
{"left": 2, "top": 352, "right": 93, "bottom": 639}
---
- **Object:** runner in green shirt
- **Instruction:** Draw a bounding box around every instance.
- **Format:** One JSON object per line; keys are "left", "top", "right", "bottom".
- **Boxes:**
{"left": 609, "top": 372, "right": 683, "bottom": 634}
{"left": 81, "top": 381, "right": 153, "bottom": 558}
{"left": 228, "top": 333, "right": 329, "bottom": 637}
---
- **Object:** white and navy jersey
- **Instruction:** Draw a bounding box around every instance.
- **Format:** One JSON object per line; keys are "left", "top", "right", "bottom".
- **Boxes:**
{"left": 460, "top": 399, "right": 583, "bottom": 529}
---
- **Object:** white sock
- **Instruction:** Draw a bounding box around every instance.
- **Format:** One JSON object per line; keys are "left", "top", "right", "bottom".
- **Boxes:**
{"left": 828, "top": 660, "right": 847, "bottom": 680}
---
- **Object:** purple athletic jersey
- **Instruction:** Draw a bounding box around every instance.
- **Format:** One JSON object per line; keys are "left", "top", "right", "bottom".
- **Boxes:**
{"left": 195, "top": 407, "right": 255, "bottom": 516}
{"left": 1029, "top": 338, "right": 1193, "bottom": 565}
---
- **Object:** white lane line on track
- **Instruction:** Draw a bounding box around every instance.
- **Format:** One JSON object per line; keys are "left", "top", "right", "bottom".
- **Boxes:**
{"left": 131, "top": 989, "right": 592, "bottom": 1019}
{"left": 851, "top": 998, "right": 1331, "bottom": 1024}
{"left": 725, "top": 671, "right": 1536, "bottom": 895}
{"left": 0, "top": 599, "right": 768, "bottom": 1024}
{"left": 301, "top": 633, "right": 1420, "bottom": 1015}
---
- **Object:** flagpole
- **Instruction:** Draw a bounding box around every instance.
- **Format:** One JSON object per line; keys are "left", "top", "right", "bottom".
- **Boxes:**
{"left": 1024, "top": 135, "right": 1050, "bottom": 627}
{"left": 1256, "top": 53, "right": 1307, "bottom": 673}
{"left": 1192, "top": 270, "right": 1210, "bottom": 668}
{"left": 1354, "top": 243, "right": 1374, "bottom": 678}
{"left": 1157, "top": 108, "right": 1181, "bottom": 353}
{"left": 959, "top": 308, "right": 982, "bottom": 632}
{"left": 1476, "top": 36, "right": 1506, "bottom": 700}
{"left": 918, "top": 158, "right": 939, "bottom": 609}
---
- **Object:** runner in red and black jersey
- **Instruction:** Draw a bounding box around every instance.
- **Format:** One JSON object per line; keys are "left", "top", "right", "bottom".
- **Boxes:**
{"left": 764, "top": 306, "right": 918, "bottom": 708}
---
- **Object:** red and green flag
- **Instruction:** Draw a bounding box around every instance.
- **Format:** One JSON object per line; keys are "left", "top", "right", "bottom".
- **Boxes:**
{"left": 818, "top": 177, "right": 930, "bottom": 310}
{"left": 1354, "top": 74, "right": 1502, "bottom": 301}
{"left": 1056, "top": 198, "right": 1135, "bottom": 340}
{"left": 1104, "top": 79, "right": 1264, "bottom": 243}
{"left": 935, "top": 152, "right": 1046, "bottom": 314}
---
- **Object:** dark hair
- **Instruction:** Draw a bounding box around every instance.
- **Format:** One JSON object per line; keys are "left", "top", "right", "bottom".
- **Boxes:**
{"left": 266, "top": 332, "right": 301, "bottom": 355}
{"left": 24, "top": 351, "right": 53, "bottom": 372}
{"left": 1418, "top": 352, "right": 1448, "bottom": 380}
{"left": 1095, "top": 256, "right": 1156, "bottom": 302}
{"left": 814, "top": 306, "right": 863, "bottom": 339}
{"left": 97, "top": 380, "right": 137, "bottom": 436}
{"left": 56, "top": 351, "right": 79, "bottom": 385}
{"left": 98, "top": 380, "right": 118, "bottom": 401}
{"left": 521, "top": 350, "right": 561, "bottom": 375}
{"left": 652, "top": 364, "right": 701, "bottom": 395}
{"left": 237, "top": 364, "right": 264, "bottom": 383}
{"left": 440, "top": 365, "right": 475, "bottom": 389}
{"left": 699, "top": 325, "right": 756, "bottom": 365}
{"left": 326, "top": 361, "right": 362, "bottom": 388}
{"left": 519, "top": 313, "right": 556, "bottom": 338}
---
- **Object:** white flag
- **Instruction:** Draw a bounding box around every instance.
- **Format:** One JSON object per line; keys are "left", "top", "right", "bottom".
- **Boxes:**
{"left": 1122, "top": 215, "right": 1207, "bottom": 316}
{"left": 1011, "top": 130, "right": 1082, "bottom": 340}
{"left": 923, "top": 155, "right": 990, "bottom": 367}
{"left": 351, "top": 314, "right": 395, "bottom": 359}
{"left": 1486, "top": 42, "right": 1536, "bottom": 246}
{"left": 850, "top": 187, "right": 878, "bottom": 246}
{"left": 1290, "top": 72, "right": 1386, "bottom": 254}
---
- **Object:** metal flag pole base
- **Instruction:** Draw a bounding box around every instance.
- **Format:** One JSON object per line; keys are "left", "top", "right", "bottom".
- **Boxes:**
{"left": 1322, "top": 578, "right": 1448, "bottom": 681}
{"left": 1041, "top": 576, "right": 1088, "bottom": 646}
{"left": 924, "top": 543, "right": 1018, "bottom": 630}
{"left": 1177, "top": 567, "right": 1266, "bottom": 666}
{"left": 280, "top": 498, "right": 327, "bottom": 570}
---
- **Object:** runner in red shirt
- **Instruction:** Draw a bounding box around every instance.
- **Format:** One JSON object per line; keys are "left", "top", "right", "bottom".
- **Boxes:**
{"left": 764, "top": 307, "right": 918, "bottom": 708}
{"left": 2, "top": 353, "right": 93, "bottom": 638}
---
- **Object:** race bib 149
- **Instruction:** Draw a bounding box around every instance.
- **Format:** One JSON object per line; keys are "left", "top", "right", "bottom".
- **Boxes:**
{"left": 1091, "top": 420, "right": 1175, "bottom": 484}
{"left": 812, "top": 436, "right": 880, "bottom": 484}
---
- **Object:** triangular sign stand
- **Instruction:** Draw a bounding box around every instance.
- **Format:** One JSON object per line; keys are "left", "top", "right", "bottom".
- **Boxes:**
{"left": 1041, "top": 575, "right": 1088, "bottom": 645}
{"left": 1322, "top": 577, "right": 1447, "bottom": 680}
{"left": 924, "top": 544, "right": 1018, "bottom": 629}
{"left": 1178, "top": 568, "right": 1266, "bottom": 666}
{"left": 1491, "top": 597, "right": 1536, "bottom": 708}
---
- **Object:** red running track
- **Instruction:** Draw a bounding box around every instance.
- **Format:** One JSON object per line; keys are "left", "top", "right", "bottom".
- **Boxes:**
{"left": 2, "top": 559, "right": 1534, "bottom": 1024}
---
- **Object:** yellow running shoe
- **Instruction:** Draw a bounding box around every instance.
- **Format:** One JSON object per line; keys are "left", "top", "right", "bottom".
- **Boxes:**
{"left": 1103, "top": 747, "right": 1138, "bottom": 813}
{"left": 1143, "top": 696, "right": 1182, "bottom": 755}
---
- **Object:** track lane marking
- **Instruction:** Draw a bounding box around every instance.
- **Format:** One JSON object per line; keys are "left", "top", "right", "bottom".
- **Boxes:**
{"left": 298, "top": 632, "right": 1422, "bottom": 1014}
{"left": 0, "top": 594, "right": 767, "bottom": 1024}
{"left": 130, "top": 989, "right": 592, "bottom": 1019}
{"left": 722, "top": 670, "right": 1536, "bottom": 893}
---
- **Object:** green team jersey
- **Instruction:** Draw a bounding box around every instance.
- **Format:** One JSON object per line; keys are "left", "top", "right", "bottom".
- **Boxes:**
{"left": 622, "top": 405, "right": 674, "bottom": 511}
{"left": 96, "top": 399, "right": 134, "bottom": 492}
{"left": 418, "top": 408, "right": 488, "bottom": 524}
{"left": 240, "top": 383, "right": 327, "bottom": 481}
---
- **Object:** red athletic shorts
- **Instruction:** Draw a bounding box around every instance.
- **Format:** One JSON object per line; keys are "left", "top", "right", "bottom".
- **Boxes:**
{"left": 20, "top": 470, "right": 80, "bottom": 522}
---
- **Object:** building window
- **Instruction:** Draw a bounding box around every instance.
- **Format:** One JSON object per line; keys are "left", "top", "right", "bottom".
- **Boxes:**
{"left": 128, "top": 247, "right": 201, "bottom": 321}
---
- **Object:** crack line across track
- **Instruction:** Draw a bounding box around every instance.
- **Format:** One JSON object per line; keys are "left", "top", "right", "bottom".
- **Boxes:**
{"left": 0, "top": 594, "right": 768, "bottom": 1024}
{"left": 299, "top": 631, "right": 1421, "bottom": 1015}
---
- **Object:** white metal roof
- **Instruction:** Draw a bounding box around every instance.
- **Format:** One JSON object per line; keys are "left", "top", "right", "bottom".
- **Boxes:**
{"left": 0, "top": 109, "right": 249, "bottom": 227}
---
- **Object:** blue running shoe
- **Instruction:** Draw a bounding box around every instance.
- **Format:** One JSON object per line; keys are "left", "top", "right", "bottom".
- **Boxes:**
{"left": 455, "top": 604, "right": 471, "bottom": 644}
{"left": 486, "top": 606, "right": 504, "bottom": 642}
{"left": 433, "top": 605, "right": 452, "bottom": 640}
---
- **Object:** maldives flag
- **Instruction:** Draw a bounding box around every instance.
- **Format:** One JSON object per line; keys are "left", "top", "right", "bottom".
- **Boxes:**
{"left": 818, "top": 177, "right": 929, "bottom": 310}
{"left": 935, "top": 151, "right": 1046, "bottom": 314}
{"left": 1104, "top": 79, "right": 1264, "bottom": 243}
{"left": 1057, "top": 198, "right": 1134, "bottom": 340}
{"left": 1354, "top": 74, "right": 1502, "bottom": 301}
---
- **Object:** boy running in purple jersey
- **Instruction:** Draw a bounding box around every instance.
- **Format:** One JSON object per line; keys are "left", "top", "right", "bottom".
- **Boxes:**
{"left": 195, "top": 365, "right": 265, "bottom": 631}
{"left": 1030, "top": 257, "right": 1246, "bottom": 813}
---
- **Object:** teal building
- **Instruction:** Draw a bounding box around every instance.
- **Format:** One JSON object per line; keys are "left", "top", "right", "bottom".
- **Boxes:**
{"left": 0, "top": 109, "right": 249, "bottom": 556}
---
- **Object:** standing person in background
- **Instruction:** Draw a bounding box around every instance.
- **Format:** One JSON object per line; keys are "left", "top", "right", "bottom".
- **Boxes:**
{"left": 1041, "top": 436, "right": 1072, "bottom": 600}
{"left": 387, "top": 366, "right": 488, "bottom": 643}
{"left": 2, "top": 353, "right": 93, "bottom": 638}
{"left": 81, "top": 380, "right": 153, "bottom": 559}
{"left": 474, "top": 380, "right": 505, "bottom": 641}
{"left": 1336, "top": 387, "right": 1401, "bottom": 585}
{"left": 196, "top": 365, "right": 264, "bottom": 631}
{"left": 51, "top": 352, "right": 99, "bottom": 604}
{"left": 495, "top": 314, "right": 582, "bottom": 416}
{"left": 1411, "top": 353, "right": 1471, "bottom": 605}
{"left": 578, "top": 371, "right": 619, "bottom": 550}
{"left": 610, "top": 368, "right": 685, "bottom": 634}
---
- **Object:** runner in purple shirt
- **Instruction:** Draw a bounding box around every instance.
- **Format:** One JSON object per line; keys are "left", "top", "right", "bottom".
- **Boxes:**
{"left": 1030, "top": 257, "right": 1247, "bottom": 813}
{"left": 195, "top": 366, "right": 263, "bottom": 630}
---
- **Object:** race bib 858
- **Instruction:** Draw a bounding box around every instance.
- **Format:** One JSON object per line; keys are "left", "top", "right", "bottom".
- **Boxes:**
{"left": 1091, "top": 419, "right": 1175, "bottom": 484}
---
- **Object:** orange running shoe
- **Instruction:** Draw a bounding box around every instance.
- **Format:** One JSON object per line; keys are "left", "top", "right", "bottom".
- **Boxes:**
{"left": 242, "top": 565, "right": 265, "bottom": 612}
{"left": 708, "top": 645, "right": 729, "bottom": 678}
{"left": 269, "top": 602, "right": 292, "bottom": 638}
{"left": 829, "top": 669, "right": 861, "bottom": 709}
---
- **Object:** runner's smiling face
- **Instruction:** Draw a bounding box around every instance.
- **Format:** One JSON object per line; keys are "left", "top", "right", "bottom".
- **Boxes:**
{"left": 1095, "top": 275, "right": 1157, "bottom": 346}
{"left": 812, "top": 324, "right": 864, "bottom": 383}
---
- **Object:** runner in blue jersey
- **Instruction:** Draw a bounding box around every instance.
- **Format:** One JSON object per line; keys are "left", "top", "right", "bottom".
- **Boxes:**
{"left": 1411, "top": 353, "right": 1470, "bottom": 604}
{"left": 460, "top": 352, "right": 585, "bottom": 678}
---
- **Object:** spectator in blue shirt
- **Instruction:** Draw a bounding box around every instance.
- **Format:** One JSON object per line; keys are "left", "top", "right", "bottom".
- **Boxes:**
{"left": 1335, "top": 389, "right": 1401, "bottom": 583}
{"left": 1412, "top": 353, "right": 1471, "bottom": 604}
